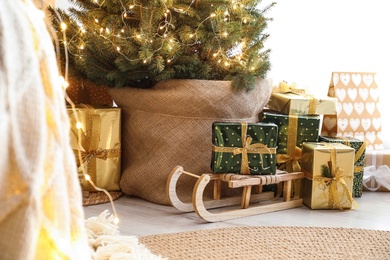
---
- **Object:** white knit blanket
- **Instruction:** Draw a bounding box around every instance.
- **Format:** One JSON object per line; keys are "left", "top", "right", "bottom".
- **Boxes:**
{"left": 0, "top": 1, "right": 163, "bottom": 259}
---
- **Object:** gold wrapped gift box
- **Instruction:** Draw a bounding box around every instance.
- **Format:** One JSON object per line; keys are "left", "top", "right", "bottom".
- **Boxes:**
{"left": 67, "top": 105, "right": 121, "bottom": 191}
{"left": 301, "top": 142, "right": 355, "bottom": 210}
{"left": 267, "top": 92, "right": 337, "bottom": 115}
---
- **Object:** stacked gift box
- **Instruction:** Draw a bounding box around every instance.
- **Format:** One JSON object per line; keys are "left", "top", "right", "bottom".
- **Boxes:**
{"left": 260, "top": 81, "right": 336, "bottom": 172}
{"left": 257, "top": 81, "right": 362, "bottom": 209}
{"left": 300, "top": 142, "right": 355, "bottom": 209}
{"left": 318, "top": 136, "right": 366, "bottom": 197}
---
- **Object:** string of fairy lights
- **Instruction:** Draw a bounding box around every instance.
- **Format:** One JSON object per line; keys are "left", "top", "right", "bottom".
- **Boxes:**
{"left": 50, "top": 7, "right": 120, "bottom": 225}
{"left": 49, "top": 0, "right": 268, "bottom": 226}
{"left": 60, "top": 0, "right": 263, "bottom": 73}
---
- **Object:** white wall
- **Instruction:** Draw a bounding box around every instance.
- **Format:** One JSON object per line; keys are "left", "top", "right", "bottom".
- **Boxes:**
{"left": 263, "top": 0, "right": 389, "bottom": 148}
{"left": 55, "top": 0, "right": 389, "bottom": 148}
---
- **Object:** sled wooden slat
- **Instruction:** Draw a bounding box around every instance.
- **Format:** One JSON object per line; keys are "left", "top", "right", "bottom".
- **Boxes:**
{"left": 167, "top": 165, "right": 305, "bottom": 222}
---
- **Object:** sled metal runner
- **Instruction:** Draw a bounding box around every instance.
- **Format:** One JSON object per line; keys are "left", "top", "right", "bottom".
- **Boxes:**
{"left": 167, "top": 166, "right": 304, "bottom": 222}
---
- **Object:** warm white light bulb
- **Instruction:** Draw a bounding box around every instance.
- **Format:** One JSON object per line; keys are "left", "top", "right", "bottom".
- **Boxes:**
{"left": 63, "top": 81, "right": 69, "bottom": 89}
{"left": 76, "top": 122, "right": 83, "bottom": 129}
{"left": 84, "top": 174, "right": 91, "bottom": 181}
{"left": 60, "top": 23, "right": 67, "bottom": 31}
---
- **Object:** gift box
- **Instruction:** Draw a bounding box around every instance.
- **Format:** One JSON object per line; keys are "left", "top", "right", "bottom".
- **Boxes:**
{"left": 301, "top": 142, "right": 355, "bottom": 210}
{"left": 365, "top": 150, "right": 390, "bottom": 168}
{"left": 211, "top": 122, "right": 278, "bottom": 175}
{"left": 67, "top": 104, "right": 121, "bottom": 191}
{"left": 363, "top": 150, "right": 390, "bottom": 192}
{"left": 66, "top": 78, "right": 114, "bottom": 106}
{"left": 261, "top": 112, "right": 320, "bottom": 172}
{"left": 321, "top": 72, "right": 383, "bottom": 151}
{"left": 363, "top": 165, "right": 390, "bottom": 192}
{"left": 268, "top": 92, "right": 338, "bottom": 115}
{"left": 318, "top": 136, "right": 366, "bottom": 197}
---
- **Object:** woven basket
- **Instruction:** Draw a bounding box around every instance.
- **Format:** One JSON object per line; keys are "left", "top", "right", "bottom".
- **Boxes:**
{"left": 109, "top": 78, "right": 273, "bottom": 205}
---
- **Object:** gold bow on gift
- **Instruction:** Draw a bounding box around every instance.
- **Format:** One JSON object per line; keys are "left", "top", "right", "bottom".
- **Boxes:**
{"left": 71, "top": 104, "right": 121, "bottom": 191}
{"left": 276, "top": 146, "right": 302, "bottom": 172}
{"left": 212, "top": 122, "right": 276, "bottom": 175}
{"left": 316, "top": 143, "right": 356, "bottom": 210}
{"left": 273, "top": 81, "right": 306, "bottom": 94}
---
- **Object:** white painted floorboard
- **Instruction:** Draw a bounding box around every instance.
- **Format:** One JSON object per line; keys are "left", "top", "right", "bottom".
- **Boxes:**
{"left": 83, "top": 191, "right": 390, "bottom": 237}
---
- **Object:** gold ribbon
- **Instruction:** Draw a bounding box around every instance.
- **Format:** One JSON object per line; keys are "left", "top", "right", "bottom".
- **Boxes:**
{"left": 71, "top": 104, "right": 121, "bottom": 191}
{"left": 276, "top": 146, "right": 302, "bottom": 172}
{"left": 212, "top": 122, "right": 276, "bottom": 175}
{"left": 276, "top": 115, "right": 302, "bottom": 172}
{"left": 339, "top": 138, "right": 367, "bottom": 173}
{"left": 310, "top": 143, "right": 356, "bottom": 210}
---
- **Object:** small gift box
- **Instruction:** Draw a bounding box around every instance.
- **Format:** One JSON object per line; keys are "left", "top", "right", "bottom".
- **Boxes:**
{"left": 260, "top": 111, "right": 320, "bottom": 172}
{"left": 365, "top": 150, "right": 390, "bottom": 168}
{"left": 301, "top": 142, "right": 356, "bottom": 210}
{"left": 211, "top": 122, "right": 278, "bottom": 175}
{"left": 268, "top": 91, "right": 337, "bottom": 115}
{"left": 67, "top": 104, "right": 121, "bottom": 191}
{"left": 66, "top": 78, "right": 114, "bottom": 106}
{"left": 363, "top": 150, "right": 390, "bottom": 192}
{"left": 363, "top": 165, "right": 390, "bottom": 192}
{"left": 318, "top": 136, "right": 366, "bottom": 197}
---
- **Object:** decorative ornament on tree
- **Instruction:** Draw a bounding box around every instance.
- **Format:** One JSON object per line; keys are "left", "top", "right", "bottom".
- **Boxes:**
{"left": 50, "top": 0, "right": 276, "bottom": 90}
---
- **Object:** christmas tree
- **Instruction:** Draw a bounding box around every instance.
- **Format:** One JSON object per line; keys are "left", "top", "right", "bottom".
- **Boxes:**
{"left": 50, "top": 0, "right": 275, "bottom": 90}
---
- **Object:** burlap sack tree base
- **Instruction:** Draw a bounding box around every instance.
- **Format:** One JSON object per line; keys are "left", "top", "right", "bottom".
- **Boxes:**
{"left": 110, "top": 79, "right": 273, "bottom": 205}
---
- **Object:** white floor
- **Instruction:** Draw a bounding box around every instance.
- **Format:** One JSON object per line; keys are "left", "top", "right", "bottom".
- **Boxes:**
{"left": 83, "top": 191, "right": 390, "bottom": 237}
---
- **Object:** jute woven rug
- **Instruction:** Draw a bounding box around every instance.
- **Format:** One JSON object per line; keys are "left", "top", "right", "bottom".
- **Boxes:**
{"left": 139, "top": 226, "right": 390, "bottom": 260}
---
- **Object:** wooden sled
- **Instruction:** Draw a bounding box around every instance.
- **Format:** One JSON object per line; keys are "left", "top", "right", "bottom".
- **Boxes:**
{"left": 167, "top": 165, "right": 304, "bottom": 222}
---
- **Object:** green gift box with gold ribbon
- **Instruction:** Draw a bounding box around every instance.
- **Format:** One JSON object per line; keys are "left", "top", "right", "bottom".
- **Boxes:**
{"left": 318, "top": 136, "right": 366, "bottom": 198}
{"left": 211, "top": 122, "right": 278, "bottom": 175}
{"left": 261, "top": 112, "right": 320, "bottom": 172}
{"left": 67, "top": 104, "right": 121, "bottom": 192}
{"left": 300, "top": 142, "right": 356, "bottom": 210}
